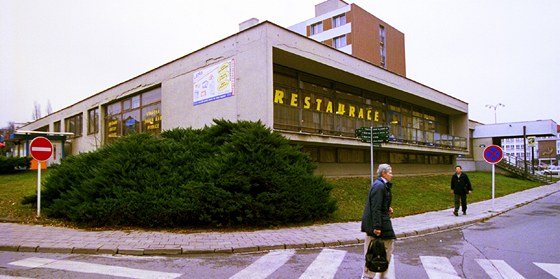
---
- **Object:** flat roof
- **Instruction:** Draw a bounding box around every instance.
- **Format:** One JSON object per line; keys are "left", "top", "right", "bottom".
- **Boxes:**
{"left": 473, "top": 119, "right": 558, "bottom": 138}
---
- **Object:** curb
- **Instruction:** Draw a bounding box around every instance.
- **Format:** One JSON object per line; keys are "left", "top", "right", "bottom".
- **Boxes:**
{"left": 2, "top": 183, "right": 558, "bottom": 256}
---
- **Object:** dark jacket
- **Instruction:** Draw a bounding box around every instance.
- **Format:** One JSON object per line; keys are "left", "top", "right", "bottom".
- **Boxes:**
{"left": 361, "top": 177, "right": 396, "bottom": 239}
{"left": 450, "top": 173, "right": 472, "bottom": 195}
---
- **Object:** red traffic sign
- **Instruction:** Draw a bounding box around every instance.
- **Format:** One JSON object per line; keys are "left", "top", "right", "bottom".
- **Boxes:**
{"left": 29, "top": 136, "right": 53, "bottom": 161}
{"left": 483, "top": 145, "right": 503, "bottom": 164}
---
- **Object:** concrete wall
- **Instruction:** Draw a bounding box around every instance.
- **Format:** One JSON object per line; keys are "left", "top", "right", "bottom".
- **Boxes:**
{"left": 19, "top": 22, "right": 470, "bottom": 175}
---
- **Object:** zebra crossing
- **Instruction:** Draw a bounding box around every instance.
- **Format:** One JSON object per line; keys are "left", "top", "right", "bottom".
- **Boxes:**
{"left": 4, "top": 249, "right": 560, "bottom": 278}
{"left": 225, "top": 250, "right": 560, "bottom": 279}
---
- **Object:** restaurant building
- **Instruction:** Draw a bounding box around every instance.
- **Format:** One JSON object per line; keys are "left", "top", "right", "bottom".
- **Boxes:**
{"left": 18, "top": 1, "right": 470, "bottom": 176}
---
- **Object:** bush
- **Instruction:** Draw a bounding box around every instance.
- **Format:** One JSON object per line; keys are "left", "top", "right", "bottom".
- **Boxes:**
{"left": 0, "top": 157, "right": 31, "bottom": 174}
{"left": 23, "top": 120, "right": 337, "bottom": 228}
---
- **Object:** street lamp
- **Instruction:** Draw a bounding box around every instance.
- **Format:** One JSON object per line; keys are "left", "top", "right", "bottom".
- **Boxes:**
{"left": 485, "top": 103, "right": 505, "bottom": 124}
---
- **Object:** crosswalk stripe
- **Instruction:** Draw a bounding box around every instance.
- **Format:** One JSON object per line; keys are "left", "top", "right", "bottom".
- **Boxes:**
{"left": 229, "top": 249, "right": 296, "bottom": 279}
{"left": 534, "top": 262, "right": 560, "bottom": 278}
{"left": 299, "top": 248, "right": 347, "bottom": 279}
{"left": 8, "top": 257, "right": 182, "bottom": 279}
{"left": 420, "top": 256, "right": 461, "bottom": 279}
{"left": 385, "top": 255, "right": 396, "bottom": 279}
{"left": 476, "top": 259, "right": 525, "bottom": 279}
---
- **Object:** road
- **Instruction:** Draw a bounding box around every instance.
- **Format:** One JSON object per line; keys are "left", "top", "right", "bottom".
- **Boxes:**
{"left": 1, "top": 192, "right": 559, "bottom": 278}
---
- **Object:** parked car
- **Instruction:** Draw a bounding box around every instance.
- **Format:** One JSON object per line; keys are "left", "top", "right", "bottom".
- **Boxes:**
{"left": 543, "top": 166, "right": 560, "bottom": 175}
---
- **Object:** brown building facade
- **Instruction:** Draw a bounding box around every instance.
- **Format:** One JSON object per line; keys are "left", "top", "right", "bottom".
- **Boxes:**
{"left": 289, "top": 0, "right": 406, "bottom": 76}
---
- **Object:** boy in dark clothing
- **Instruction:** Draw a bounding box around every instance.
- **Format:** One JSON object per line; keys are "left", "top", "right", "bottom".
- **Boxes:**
{"left": 451, "top": 165, "right": 472, "bottom": 216}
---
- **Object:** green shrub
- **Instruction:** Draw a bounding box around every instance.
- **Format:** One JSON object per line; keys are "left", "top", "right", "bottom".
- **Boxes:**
{"left": 23, "top": 120, "right": 336, "bottom": 228}
{"left": 0, "top": 157, "right": 31, "bottom": 173}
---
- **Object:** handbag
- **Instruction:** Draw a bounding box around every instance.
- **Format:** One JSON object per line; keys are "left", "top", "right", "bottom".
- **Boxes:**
{"left": 365, "top": 237, "right": 389, "bottom": 272}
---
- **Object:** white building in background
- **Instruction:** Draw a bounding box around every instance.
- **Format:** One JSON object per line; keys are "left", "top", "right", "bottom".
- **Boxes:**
{"left": 501, "top": 125, "right": 560, "bottom": 165}
{"left": 472, "top": 120, "right": 558, "bottom": 170}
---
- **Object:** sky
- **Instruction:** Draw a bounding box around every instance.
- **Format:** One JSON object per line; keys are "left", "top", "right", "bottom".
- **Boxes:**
{"left": 1, "top": 0, "right": 559, "bottom": 128}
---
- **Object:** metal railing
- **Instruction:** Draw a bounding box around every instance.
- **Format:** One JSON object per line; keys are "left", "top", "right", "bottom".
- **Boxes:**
{"left": 497, "top": 154, "right": 553, "bottom": 184}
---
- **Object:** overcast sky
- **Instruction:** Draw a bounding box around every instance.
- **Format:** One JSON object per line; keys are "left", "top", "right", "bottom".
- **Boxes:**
{"left": 1, "top": 0, "right": 559, "bottom": 128}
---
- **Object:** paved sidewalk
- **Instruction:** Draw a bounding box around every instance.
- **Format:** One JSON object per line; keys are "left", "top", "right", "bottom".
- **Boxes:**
{"left": 2, "top": 182, "right": 559, "bottom": 256}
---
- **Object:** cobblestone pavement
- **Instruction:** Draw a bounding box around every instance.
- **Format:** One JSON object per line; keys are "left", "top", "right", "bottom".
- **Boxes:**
{"left": 2, "top": 182, "right": 558, "bottom": 256}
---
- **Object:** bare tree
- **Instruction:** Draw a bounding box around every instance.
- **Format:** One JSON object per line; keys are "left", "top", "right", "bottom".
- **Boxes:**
{"left": 46, "top": 100, "right": 53, "bottom": 115}
{"left": 32, "top": 101, "right": 42, "bottom": 120}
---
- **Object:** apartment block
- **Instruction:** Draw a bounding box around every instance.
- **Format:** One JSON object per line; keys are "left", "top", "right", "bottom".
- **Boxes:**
{"left": 289, "top": 0, "right": 406, "bottom": 76}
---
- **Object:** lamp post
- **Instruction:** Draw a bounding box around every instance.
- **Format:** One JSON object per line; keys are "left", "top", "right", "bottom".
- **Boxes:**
{"left": 485, "top": 103, "right": 505, "bottom": 124}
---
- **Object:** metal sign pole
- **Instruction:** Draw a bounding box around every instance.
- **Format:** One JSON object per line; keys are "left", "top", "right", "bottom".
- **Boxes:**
{"left": 370, "top": 126, "right": 373, "bottom": 185}
{"left": 37, "top": 162, "right": 41, "bottom": 217}
{"left": 491, "top": 164, "right": 495, "bottom": 212}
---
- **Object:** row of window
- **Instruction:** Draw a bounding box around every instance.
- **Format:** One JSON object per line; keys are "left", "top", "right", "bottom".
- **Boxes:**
{"left": 310, "top": 13, "right": 347, "bottom": 35}
{"left": 105, "top": 87, "right": 162, "bottom": 143}
{"left": 50, "top": 87, "right": 162, "bottom": 142}
{"left": 311, "top": 13, "right": 348, "bottom": 50}
{"left": 273, "top": 66, "right": 449, "bottom": 136}
{"left": 303, "top": 146, "right": 452, "bottom": 165}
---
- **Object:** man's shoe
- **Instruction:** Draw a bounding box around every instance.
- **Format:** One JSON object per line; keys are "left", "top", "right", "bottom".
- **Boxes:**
{"left": 463, "top": 211, "right": 467, "bottom": 215}
{"left": 453, "top": 211, "right": 458, "bottom": 216}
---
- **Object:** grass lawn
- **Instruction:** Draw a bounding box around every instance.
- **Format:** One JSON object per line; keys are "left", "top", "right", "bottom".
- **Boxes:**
{"left": 0, "top": 170, "right": 548, "bottom": 227}
{"left": 0, "top": 170, "right": 45, "bottom": 222}
{"left": 326, "top": 172, "right": 545, "bottom": 222}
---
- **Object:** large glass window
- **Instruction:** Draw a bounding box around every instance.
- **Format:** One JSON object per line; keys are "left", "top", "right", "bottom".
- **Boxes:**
{"left": 65, "top": 113, "right": 83, "bottom": 137}
{"left": 273, "top": 66, "right": 461, "bottom": 149}
{"left": 88, "top": 107, "right": 99, "bottom": 134}
{"left": 302, "top": 146, "right": 451, "bottom": 165}
{"left": 53, "top": 121, "right": 61, "bottom": 133}
{"left": 104, "top": 87, "right": 161, "bottom": 143}
{"left": 379, "top": 25, "right": 386, "bottom": 67}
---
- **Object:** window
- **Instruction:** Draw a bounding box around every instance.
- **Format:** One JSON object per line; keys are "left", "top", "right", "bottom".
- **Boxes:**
{"left": 65, "top": 113, "right": 83, "bottom": 137}
{"left": 379, "top": 25, "right": 386, "bottom": 67}
{"left": 105, "top": 87, "right": 162, "bottom": 143}
{"left": 333, "top": 35, "right": 347, "bottom": 48}
{"left": 333, "top": 14, "right": 346, "bottom": 28}
{"left": 311, "top": 22, "right": 323, "bottom": 35}
{"left": 88, "top": 107, "right": 99, "bottom": 134}
{"left": 53, "top": 121, "right": 61, "bottom": 132}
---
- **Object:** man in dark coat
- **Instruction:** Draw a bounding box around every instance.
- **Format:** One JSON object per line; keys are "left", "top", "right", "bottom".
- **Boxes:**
{"left": 361, "top": 164, "right": 396, "bottom": 279}
{"left": 451, "top": 165, "right": 473, "bottom": 216}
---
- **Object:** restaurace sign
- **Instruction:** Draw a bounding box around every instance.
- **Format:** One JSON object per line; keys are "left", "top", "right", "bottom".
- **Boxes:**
{"left": 273, "top": 89, "right": 382, "bottom": 122}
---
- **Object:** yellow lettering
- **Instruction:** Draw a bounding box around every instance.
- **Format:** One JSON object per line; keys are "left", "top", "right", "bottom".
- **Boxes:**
{"left": 374, "top": 111, "right": 379, "bottom": 122}
{"left": 274, "top": 90, "right": 284, "bottom": 104}
{"left": 367, "top": 109, "right": 372, "bottom": 120}
{"left": 326, "top": 101, "right": 333, "bottom": 113}
{"left": 290, "top": 93, "right": 298, "bottom": 107}
{"left": 336, "top": 104, "right": 346, "bottom": 115}
{"left": 304, "top": 96, "right": 311, "bottom": 109}
{"left": 358, "top": 108, "right": 364, "bottom": 119}
{"left": 349, "top": 106, "right": 356, "bottom": 117}
{"left": 316, "top": 99, "right": 323, "bottom": 111}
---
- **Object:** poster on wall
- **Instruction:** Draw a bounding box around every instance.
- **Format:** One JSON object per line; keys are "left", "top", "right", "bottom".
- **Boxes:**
{"left": 193, "top": 59, "right": 235, "bottom": 106}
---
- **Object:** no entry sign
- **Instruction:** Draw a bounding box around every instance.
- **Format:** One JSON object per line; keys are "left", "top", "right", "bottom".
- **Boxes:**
{"left": 29, "top": 136, "right": 53, "bottom": 161}
{"left": 483, "top": 145, "right": 503, "bottom": 164}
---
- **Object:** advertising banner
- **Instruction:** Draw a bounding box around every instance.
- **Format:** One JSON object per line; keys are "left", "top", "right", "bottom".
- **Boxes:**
{"left": 538, "top": 139, "right": 557, "bottom": 159}
{"left": 193, "top": 59, "right": 235, "bottom": 106}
